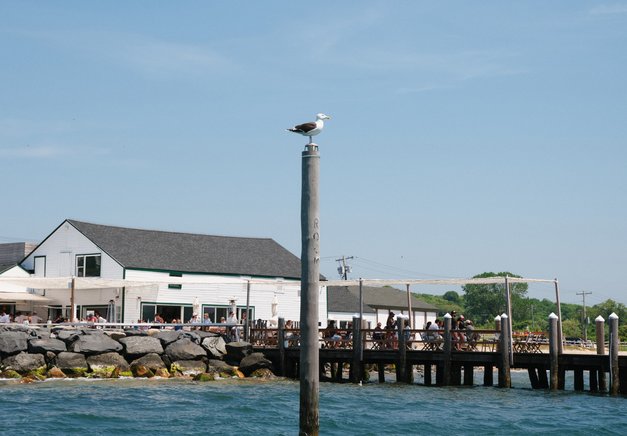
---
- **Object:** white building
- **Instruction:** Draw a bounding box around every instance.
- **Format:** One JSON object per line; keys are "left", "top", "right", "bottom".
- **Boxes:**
{"left": 327, "top": 285, "right": 439, "bottom": 329}
{"left": 18, "top": 219, "right": 327, "bottom": 324}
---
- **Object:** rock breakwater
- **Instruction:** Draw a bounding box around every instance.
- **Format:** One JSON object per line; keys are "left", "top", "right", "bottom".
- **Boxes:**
{"left": 0, "top": 325, "right": 275, "bottom": 383}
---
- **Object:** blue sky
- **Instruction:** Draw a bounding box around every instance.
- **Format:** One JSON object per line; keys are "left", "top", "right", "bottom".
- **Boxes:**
{"left": 1, "top": 2, "right": 626, "bottom": 305}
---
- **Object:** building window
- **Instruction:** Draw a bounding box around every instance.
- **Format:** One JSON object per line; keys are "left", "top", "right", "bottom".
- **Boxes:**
{"left": 168, "top": 272, "right": 182, "bottom": 289}
{"left": 76, "top": 254, "right": 101, "bottom": 277}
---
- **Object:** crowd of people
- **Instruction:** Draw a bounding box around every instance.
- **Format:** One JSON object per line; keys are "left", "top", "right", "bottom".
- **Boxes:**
{"left": 0, "top": 310, "right": 43, "bottom": 324}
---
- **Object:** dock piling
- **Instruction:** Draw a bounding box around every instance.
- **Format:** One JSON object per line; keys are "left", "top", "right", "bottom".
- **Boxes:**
{"left": 549, "top": 312, "right": 559, "bottom": 390}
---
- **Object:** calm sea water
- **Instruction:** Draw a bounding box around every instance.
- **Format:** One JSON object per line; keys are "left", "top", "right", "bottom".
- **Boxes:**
{"left": 1, "top": 371, "right": 626, "bottom": 435}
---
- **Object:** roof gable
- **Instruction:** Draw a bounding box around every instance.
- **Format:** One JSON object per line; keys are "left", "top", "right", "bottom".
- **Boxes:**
{"left": 67, "top": 220, "right": 303, "bottom": 279}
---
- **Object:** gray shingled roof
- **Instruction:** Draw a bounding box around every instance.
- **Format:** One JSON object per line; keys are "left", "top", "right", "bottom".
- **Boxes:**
{"left": 328, "top": 285, "right": 438, "bottom": 313}
{"left": 327, "top": 286, "right": 376, "bottom": 314}
{"left": 67, "top": 220, "right": 303, "bottom": 279}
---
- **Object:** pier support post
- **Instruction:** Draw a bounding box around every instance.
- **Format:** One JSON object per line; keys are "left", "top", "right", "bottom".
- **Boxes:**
{"left": 397, "top": 317, "right": 408, "bottom": 383}
{"left": 278, "top": 317, "right": 286, "bottom": 376}
{"left": 596, "top": 315, "right": 607, "bottom": 392}
{"left": 574, "top": 369, "right": 584, "bottom": 391}
{"left": 483, "top": 365, "right": 493, "bottom": 386}
{"left": 351, "top": 316, "right": 362, "bottom": 384}
{"left": 549, "top": 312, "right": 559, "bottom": 391}
{"left": 299, "top": 143, "right": 320, "bottom": 435}
{"left": 442, "top": 313, "right": 452, "bottom": 386}
{"left": 528, "top": 367, "right": 540, "bottom": 389}
{"left": 494, "top": 315, "right": 502, "bottom": 353}
{"left": 609, "top": 312, "right": 620, "bottom": 396}
{"left": 463, "top": 364, "right": 474, "bottom": 386}
{"left": 424, "top": 364, "right": 432, "bottom": 386}
{"left": 498, "top": 313, "right": 511, "bottom": 388}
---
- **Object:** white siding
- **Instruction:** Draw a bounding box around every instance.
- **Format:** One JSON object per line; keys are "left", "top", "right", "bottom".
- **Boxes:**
{"left": 22, "top": 222, "right": 123, "bottom": 279}
{"left": 123, "top": 270, "right": 328, "bottom": 325}
{"left": 21, "top": 221, "right": 124, "bottom": 313}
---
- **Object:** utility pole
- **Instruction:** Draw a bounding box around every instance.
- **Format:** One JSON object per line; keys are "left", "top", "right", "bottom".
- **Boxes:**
{"left": 335, "top": 255, "right": 353, "bottom": 280}
{"left": 576, "top": 291, "right": 592, "bottom": 342}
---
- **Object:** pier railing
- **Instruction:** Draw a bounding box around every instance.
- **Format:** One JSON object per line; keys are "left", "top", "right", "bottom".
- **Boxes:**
{"left": 249, "top": 326, "right": 519, "bottom": 353}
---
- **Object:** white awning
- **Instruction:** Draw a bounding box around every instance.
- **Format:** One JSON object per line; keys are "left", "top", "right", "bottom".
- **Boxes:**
{"left": 0, "top": 292, "right": 51, "bottom": 302}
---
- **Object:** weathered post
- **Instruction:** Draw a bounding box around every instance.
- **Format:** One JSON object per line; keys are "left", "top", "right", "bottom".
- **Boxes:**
{"left": 609, "top": 312, "right": 620, "bottom": 396}
{"left": 300, "top": 143, "right": 320, "bottom": 435}
{"left": 397, "top": 316, "right": 407, "bottom": 383}
{"left": 442, "top": 313, "right": 452, "bottom": 386}
{"left": 548, "top": 312, "right": 559, "bottom": 391}
{"left": 278, "top": 317, "right": 286, "bottom": 376}
{"left": 494, "top": 314, "right": 502, "bottom": 352}
{"left": 244, "top": 280, "right": 251, "bottom": 341}
{"left": 351, "top": 315, "right": 362, "bottom": 383}
{"left": 498, "top": 313, "right": 511, "bottom": 388}
{"left": 595, "top": 315, "right": 607, "bottom": 392}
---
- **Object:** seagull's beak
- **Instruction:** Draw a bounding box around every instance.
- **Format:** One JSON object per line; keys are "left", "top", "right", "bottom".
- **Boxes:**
{"left": 325, "top": 115, "right": 332, "bottom": 120}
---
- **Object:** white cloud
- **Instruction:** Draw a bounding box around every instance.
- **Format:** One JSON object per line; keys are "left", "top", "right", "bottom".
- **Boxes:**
{"left": 589, "top": 4, "right": 627, "bottom": 15}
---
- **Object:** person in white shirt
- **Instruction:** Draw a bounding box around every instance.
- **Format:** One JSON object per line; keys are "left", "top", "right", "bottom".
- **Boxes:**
{"left": 0, "top": 311, "right": 10, "bottom": 323}
{"left": 227, "top": 312, "right": 239, "bottom": 342}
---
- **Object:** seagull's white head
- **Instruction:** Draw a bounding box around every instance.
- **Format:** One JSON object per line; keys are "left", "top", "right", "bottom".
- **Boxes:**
{"left": 316, "top": 113, "right": 331, "bottom": 120}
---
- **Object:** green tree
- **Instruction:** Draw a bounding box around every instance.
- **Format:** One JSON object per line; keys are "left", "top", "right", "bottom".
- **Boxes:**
{"left": 462, "top": 272, "right": 528, "bottom": 324}
{"left": 442, "top": 290, "right": 461, "bottom": 304}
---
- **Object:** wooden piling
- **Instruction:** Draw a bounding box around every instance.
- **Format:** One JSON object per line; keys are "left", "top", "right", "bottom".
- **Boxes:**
{"left": 397, "top": 317, "right": 407, "bottom": 383}
{"left": 537, "top": 367, "right": 549, "bottom": 389}
{"left": 299, "top": 143, "right": 320, "bottom": 435}
{"left": 609, "top": 312, "right": 620, "bottom": 395}
{"left": 442, "top": 313, "right": 452, "bottom": 386}
{"left": 589, "top": 370, "right": 599, "bottom": 393}
{"left": 424, "top": 364, "right": 432, "bottom": 386}
{"left": 574, "top": 369, "right": 584, "bottom": 391}
{"left": 596, "top": 315, "right": 607, "bottom": 392}
{"left": 549, "top": 312, "right": 559, "bottom": 391}
{"left": 463, "top": 364, "right": 474, "bottom": 386}
{"left": 278, "top": 317, "right": 286, "bottom": 376}
{"left": 483, "top": 365, "right": 493, "bottom": 386}
{"left": 528, "top": 367, "right": 540, "bottom": 389}
{"left": 498, "top": 313, "right": 511, "bottom": 388}
{"left": 378, "top": 364, "right": 385, "bottom": 383}
{"left": 351, "top": 316, "right": 362, "bottom": 384}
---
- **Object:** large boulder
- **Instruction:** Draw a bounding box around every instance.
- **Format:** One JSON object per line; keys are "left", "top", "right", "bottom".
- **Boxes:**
{"left": 206, "top": 359, "right": 239, "bottom": 378}
{"left": 0, "top": 331, "right": 29, "bottom": 355}
{"left": 119, "top": 336, "right": 164, "bottom": 356}
{"left": 170, "top": 360, "right": 207, "bottom": 377}
{"left": 104, "top": 330, "right": 126, "bottom": 341}
{"left": 201, "top": 336, "right": 227, "bottom": 358}
{"left": 151, "top": 330, "right": 182, "bottom": 346}
{"left": 55, "top": 352, "right": 88, "bottom": 376}
{"left": 28, "top": 338, "right": 67, "bottom": 354}
{"left": 165, "top": 338, "right": 207, "bottom": 361}
{"left": 70, "top": 333, "right": 123, "bottom": 355}
{"left": 238, "top": 352, "right": 274, "bottom": 377}
{"left": 87, "top": 352, "right": 130, "bottom": 377}
{"left": 55, "top": 329, "right": 82, "bottom": 344}
{"left": 1, "top": 352, "right": 46, "bottom": 375}
{"left": 224, "top": 341, "right": 252, "bottom": 365}
{"left": 130, "top": 353, "right": 166, "bottom": 371}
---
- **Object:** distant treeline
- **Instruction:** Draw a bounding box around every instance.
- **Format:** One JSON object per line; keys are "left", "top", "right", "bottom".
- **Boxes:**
{"left": 413, "top": 271, "right": 627, "bottom": 341}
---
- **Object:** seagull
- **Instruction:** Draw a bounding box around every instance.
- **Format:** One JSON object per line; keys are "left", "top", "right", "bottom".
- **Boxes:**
{"left": 287, "top": 113, "right": 331, "bottom": 143}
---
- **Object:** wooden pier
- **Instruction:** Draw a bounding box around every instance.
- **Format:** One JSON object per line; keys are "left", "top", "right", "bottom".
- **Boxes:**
{"left": 251, "top": 315, "right": 627, "bottom": 395}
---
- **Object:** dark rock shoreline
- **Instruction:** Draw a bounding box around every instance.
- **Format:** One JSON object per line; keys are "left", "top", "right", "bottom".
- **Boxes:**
{"left": 0, "top": 325, "right": 276, "bottom": 383}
